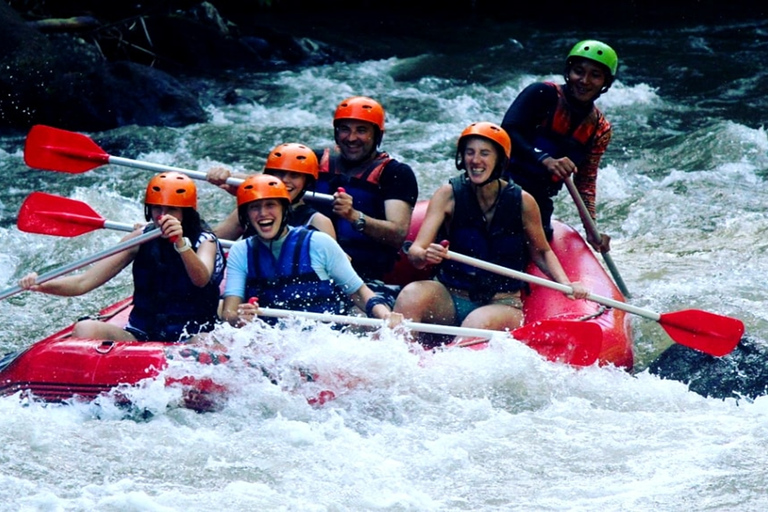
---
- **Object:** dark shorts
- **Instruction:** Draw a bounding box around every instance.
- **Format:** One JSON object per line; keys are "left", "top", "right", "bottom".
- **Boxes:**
{"left": 447, "top": 289, "right": 525, "bottom": 325}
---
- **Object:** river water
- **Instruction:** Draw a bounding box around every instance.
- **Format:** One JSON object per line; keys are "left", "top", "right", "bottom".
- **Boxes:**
{"left": 0, "top": 17, "right": 767, "bottom": 512}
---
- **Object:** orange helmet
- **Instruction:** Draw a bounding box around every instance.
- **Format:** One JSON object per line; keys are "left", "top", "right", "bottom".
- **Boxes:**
{"left": 145, "top": 172, "right": 197, "bottom": 209}
{"left": 236, "top": 174, "right": 291, "bottom": 207}
{"left": 264, "top": 143, "right": 319, "bottom": 179}
{"left": 333, "top": 96, "right": 385, "bottom": 131}
{"left": 457, "top": 122, "right": 511, "bottom": 159}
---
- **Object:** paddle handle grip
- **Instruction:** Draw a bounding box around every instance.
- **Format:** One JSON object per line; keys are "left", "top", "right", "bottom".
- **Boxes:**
{"left": 445, "top": 250, "right": 660, "bottom": 322}
{"left": 107, "top": 155, "right": 334, "bottom": 204}
{"left": 256, "top": 307, "right": 509, "bottom": 339}
{"left": 0, "top": 229, "right": 162, "bottom": 301}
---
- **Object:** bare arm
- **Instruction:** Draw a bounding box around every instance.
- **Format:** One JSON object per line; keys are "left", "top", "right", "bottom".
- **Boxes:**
{"left": 333, "top": 188, "right": 413, "bottom": 249}
{"left": 206, "top": 166, "right": 249, "bottom": 196}
{"left": 308, "top": 211, "right": 337, "bottom": 240}
{"left": 19, "top": 231, "right": 140, "bottom": 296}
{"left": 407, "top": 185, "right": 453, "bottom": 269}
{"left": 212, "top": 208, "right": 245, "bottom": 241}
{"left": 521, "top": 192, "right": 588, "bottom": 298}
{"left": 221, "top": 295, "right": 245, "bottom": 326}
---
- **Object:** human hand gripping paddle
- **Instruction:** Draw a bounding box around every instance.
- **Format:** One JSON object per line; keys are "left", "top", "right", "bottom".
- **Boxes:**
{"left": 23, "top": 124, "right": 334, "bottom": 204}
{"left": 564, "top": 175, "right": 631, "bottom": 298}
{"left": 445, "top": 250, "right": 744, "bottom": 357}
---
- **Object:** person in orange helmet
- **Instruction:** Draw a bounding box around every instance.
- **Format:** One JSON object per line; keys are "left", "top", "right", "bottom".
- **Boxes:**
{"left": 18, "top": 172, "right": 226, "bottom": 342}
{"left": 220, "top": 174, "right": 400, "bottom": 326}
{"left": 394, "top": 122, "right": 587, "bottom": 348}
{"left": 312, "top": 95, "right": 419, "bottom": 306}
{"left": 207, "top": 142, "right": 335, "bottom": 241}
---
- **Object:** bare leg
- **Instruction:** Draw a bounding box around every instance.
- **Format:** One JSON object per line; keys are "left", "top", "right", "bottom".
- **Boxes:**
{"left": 394, "top": 280, "right": 456, "bottom": 347}
{"left": 71, "top": 319, "right": 137, "bottom": 341}
{"left": 460, "top": 304, "right": 523, "bottom": 343}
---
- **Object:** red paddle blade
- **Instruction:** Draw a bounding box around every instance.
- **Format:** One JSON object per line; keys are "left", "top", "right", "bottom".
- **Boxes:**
{"left": 512, "top": 320, "right": 603, "bottom": 366}
{"left": 659, "top": 309, "right": 744, "bottom": 357}
{"left": 18, "top": 192, "right": 106, "bottom": 237}
{"left": 24, "top": 125, "right": 110, "bottom": 173}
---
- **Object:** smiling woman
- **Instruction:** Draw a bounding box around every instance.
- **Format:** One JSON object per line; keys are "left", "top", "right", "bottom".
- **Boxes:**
{"left": 393, "top": 121, "right": 589, "bottom": 348}
{"left": 220, "top": 174, "right": 400, "bottom": 327}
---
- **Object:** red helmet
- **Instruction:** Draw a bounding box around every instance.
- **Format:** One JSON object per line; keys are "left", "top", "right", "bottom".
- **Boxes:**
{"left": 333, "top": 96, "right": 385, "bottom": 131}
{"left": 237, "top": 174, "right": 291, "bottom": 208}
{"left": 457, "top": 122, "right": 511, "bottom": 159}
{"left": 145, "top": 172, "right": 197, "bottom": 209}
{"left": 264, "top": 143, "right": 319, "bottom": 179}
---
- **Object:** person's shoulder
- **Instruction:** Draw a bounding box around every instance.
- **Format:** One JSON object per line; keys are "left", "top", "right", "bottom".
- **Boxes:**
{"left": 522, "top": 81, "right": 557, "bottom": 94}
{"left": 381, "top": 156, "right": 416, "bottom": 181}
{"left": 308, "top": 228, "right": 336, "bottom": 245}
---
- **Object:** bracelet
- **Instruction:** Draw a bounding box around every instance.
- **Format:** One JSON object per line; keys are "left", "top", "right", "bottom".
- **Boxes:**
{"left": 174, "top": 237, "right": 192, "bottom": 253}
{"left": 365, "top": 294, "right": 390, "bottom": 318}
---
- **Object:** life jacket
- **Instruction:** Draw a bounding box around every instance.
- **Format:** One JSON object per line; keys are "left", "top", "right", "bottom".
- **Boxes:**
{"left": 508, "top": 82, "right": 606, "bottom": 198}
{"left": 437, "top": 175, "right": 528, "bottom": 302}
{"left": 244, "top": 227, "right": 348, "bottom": 316}
{"left": 289, "top": 203, "right": 318, "bottom": 229}
{"left": 315, "top": 148, "right": 395, "bottom": 280}
{"left": 130, "top": 229, "right": 225, "bottom": 341}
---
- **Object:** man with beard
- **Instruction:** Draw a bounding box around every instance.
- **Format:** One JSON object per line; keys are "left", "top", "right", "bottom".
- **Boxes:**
{"left": 312, "top": 96, "right": 419, "bottom": 307}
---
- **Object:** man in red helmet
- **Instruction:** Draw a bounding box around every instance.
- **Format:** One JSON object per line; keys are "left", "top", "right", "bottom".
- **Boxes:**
{"left": 501, "top": 39, "right": 617, "bottom": 252}
{"left": 312, "top": 96, "right": 419, "bottom": 306}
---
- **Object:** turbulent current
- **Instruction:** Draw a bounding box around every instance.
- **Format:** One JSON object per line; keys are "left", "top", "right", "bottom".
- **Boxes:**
{"left": 0, "top": 18, "right": 767, "bottom": 512}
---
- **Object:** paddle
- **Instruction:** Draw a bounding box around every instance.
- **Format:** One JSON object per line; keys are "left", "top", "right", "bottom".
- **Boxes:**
{"left": 445, "top": 250, "right": 744, "bottom": 357}
{"left": 17, "top": 192, "right": 235, "bottom": 248}
{"left": 0, "top": 229, "right": 162, "bottom": 301}
{"left": 23, "top": 124, "right": 334, "bottom": 203}
{"left": 564, "top": 176, "right": 631, "bottom": 298}
{"left": 255, "top": 307, "right": 603, "bottom": 366}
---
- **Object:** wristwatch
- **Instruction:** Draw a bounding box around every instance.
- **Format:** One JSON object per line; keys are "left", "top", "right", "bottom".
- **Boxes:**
{"left": 174, "top": 237, "right": 192, "bottom": 253}
{"left": 352, "top": 211, "right": 366, "bottom": 232}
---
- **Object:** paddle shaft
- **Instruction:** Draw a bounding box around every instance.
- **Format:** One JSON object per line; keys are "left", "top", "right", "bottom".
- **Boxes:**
{"left": 564, "top": 176, "right": 631, "bottom": 298}
{"left": 0, "top": 229, "right": 162, "bottom": 300}
{"left": 106, "top": 155, "right": 334, "bottom": 204}
{"left": 77, "top": 217, "right": 235, "bottom": 249}
{"left": 257, "top": 307, "right": 510, "bottom": 339}
{"left": 445, "top": 250, "right": 660, "bottom": 322}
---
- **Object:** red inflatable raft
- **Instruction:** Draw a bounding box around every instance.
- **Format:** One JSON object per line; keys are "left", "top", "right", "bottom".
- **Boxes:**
{"left": 0, "top": 202, "right": 634, "bottom": 411}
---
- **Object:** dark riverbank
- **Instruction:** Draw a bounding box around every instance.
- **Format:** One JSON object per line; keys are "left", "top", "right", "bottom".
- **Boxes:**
{"left": 2, "top": 0, "right": 763, "bottom": 134}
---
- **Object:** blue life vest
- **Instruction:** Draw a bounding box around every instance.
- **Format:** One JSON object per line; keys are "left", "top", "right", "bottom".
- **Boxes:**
{"left": 130, "top": 230, "right": 225, "bottom": 341}
{"left": 437, "top": 176, "right": 528, "bottom": 302}
{"left": 507, "top": 83, "right": 601, "bottom": 198}
{"left": 244, "top": 228, "right": 348, "bottom": 316}
{"left": 315, "top": 149, "right": 394, "bottom": 280}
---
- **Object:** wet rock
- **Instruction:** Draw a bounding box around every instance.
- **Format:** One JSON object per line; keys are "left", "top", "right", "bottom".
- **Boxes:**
{"left": 0, "top": 1, "right": 334, "bottom": 133}
{"left": 648, "top": 335, "right": 768, "bottom": 400}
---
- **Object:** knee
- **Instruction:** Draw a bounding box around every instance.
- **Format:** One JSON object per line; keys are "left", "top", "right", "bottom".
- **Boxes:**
{"left": 71, "top": 319, "right": 101, "bottom": 339}
{"left": 393, "top": 282, "right": 431, "bottom": 316}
